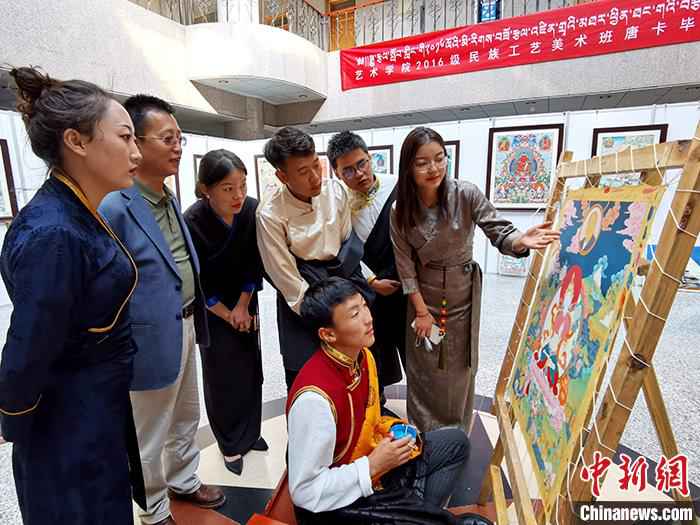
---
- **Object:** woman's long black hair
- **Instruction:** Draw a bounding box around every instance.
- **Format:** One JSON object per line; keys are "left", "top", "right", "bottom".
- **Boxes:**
{"left": 394, "top": 126, "right": 449, "bottom": 233}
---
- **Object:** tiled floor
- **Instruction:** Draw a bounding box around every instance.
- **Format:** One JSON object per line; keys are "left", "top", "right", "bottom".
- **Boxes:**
{"left": 144, "top": 400, "right": 697, "bottom": 524}
{"left": 2, "top": 274, "right": 699, "bottom": 524}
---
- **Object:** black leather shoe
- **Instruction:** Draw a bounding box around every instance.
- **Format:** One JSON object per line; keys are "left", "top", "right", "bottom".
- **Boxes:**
{"left": 224, "top": 456, "right": 243, "bottom": 475}
{"left": 455, "top": 512, "right": 493, "bottom": 525}
{"left": 251, "top": 436, "right": 269, "bottom": 451}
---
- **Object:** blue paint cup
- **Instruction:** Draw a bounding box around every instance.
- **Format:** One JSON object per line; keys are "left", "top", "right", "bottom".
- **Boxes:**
{"left": 390, "top": 423, "right": 418, "bottom": 441}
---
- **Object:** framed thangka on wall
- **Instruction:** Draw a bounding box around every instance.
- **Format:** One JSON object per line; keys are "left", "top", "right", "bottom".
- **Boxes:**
{"left": 254, "top": 154, "right": 280, "bottom": 202}
{"left": 317, "top": 153, "right": 331, "bottom": 180}
{"left": 0, "top": 139, "right": 19, "bottom": 220}
{"left": 193, "top": 153, "right": 203, "bottom": 182}
{"left": 486, "top": 124, "right": 564, "bottom": 209}
{"left": 507, "top": 183, "right": 664, "bottom": 520}
{"left": 445, "top": 140, "right": 460, "bottom": 179}
{"left": 255, "top": 153, "right": 331, "bottom": 202}
{"left": 368, "top": 145, "right": 393, "bottom": 175}
{"left": 592, "top": 124, "right": 668, "bottom": 187}
{"left": 193, "top": 154, "right": 204, "bottom": 197}
{"left": 498, "top": 253, "right": 531, "bottom": 277}
{"left": 164, "top": 172, "right": 181, "bottom": 203}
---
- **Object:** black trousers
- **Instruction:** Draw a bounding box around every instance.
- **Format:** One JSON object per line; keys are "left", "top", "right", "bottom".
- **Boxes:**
{"left": 370, "top": 289, "right": 407, "bottom": 389}
{"left": 296, "top": 427, "right": 470, "bottom": 525}
{"left": 200, "top": 315, "right": 263, "bottom": 456}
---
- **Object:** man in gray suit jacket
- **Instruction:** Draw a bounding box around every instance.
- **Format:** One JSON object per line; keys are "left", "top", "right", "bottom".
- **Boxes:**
{"left": 100, "top": 95, "right": 224, "bottom": 525}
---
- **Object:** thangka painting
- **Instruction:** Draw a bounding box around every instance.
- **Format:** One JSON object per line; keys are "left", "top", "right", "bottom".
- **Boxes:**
{"left": 254, "top": 155, "right": 279, "bottom": 202}
{"left": 445, "top": 140, "right": 460, "bottom": 179}
{"left": 255, "top": 153, "right": 330, "bottom": 202}
{"left": 193, "top": 154, "right": 203, "bottom": 184}
{"left": 507, "top": 183, "right": 664, "bottom": 519}
{"left": 592, "top": 125, "right": 668, "bottom": 188}
{"left": 368, "top": 145, "right": 393, "bottom": 175}
{"left": 486, "top": 124, "right": 564, "bottom": 209}
{"left": 498, "top": 253, "right": 531, "bottom": 277}
{"left": 164, "top": 173, "right": 181, "bottom": 203}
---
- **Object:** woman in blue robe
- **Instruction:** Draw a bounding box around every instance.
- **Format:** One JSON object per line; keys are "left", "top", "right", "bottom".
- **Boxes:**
{"left": 0, "top": 67, "right": 145, "bottom": 524}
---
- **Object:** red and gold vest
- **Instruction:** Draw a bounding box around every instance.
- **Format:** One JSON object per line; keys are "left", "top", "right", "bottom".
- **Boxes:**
{"left": 287, "top": 344, "right": 421, "bottom": 473}
{"left": 286, "top": 344, "right": 374, "bottom": 466}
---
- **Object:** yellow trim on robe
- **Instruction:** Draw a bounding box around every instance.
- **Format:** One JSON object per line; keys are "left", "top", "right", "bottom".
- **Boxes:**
{"left": 0, "top": 395, "right": 42, "bottom": 416}
{"left": 52, "top": 170, "right": 139, "bottom": 334}
{"left": 322, "top": 341, "right": 357, "bottom": 368}
{"left": 350, "top": 349, "right": 422, "bottom": 483}
{"left": 322, "top": 341, "right": 363, "bottom": 390}
{"left": 333, "top": 391, "right": 356, "bottom": 463}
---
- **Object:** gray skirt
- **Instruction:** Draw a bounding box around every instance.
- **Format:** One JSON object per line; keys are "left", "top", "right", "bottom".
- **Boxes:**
{"left": 405, "top": 260, "right": 482, "bottom": 433}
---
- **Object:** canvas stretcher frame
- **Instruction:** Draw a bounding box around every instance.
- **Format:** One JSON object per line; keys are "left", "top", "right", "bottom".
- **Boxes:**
{"left": 478, "top": 122, "right": 700, "bottom": 525}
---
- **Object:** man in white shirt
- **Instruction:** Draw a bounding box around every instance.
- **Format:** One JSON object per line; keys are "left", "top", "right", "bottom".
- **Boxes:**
{"left": 327, "top": 131, "right": 406, "bottom": 398}
{"left": 286, "top": 277, "right": 473, "bottom": 524}
{"left": 256, "top": 127, "right": 374, "bottom": 390}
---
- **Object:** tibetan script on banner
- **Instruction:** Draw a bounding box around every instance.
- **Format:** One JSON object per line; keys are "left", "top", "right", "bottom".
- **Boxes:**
{"left": 340, "top": 0, "right": 700, "bottom": 90}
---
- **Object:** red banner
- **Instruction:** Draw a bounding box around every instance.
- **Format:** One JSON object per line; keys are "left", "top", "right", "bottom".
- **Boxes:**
{"left": 340, "top": 0, "right": 700, "bottom": 90}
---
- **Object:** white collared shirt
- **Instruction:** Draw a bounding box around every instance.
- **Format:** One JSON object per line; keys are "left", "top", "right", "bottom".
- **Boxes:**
{"left": 349, "top": 174, "right": 398, "bottom": 243}
{"left": 287, "top": 391, "right": 374, "bottom": 513}
{"left": 256, "top": 178, "right": 352, "bottom": 314}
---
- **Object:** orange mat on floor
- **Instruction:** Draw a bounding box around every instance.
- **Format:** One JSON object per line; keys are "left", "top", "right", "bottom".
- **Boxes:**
{"left": 170, "top": 500, "right": 240, "bottom": 525}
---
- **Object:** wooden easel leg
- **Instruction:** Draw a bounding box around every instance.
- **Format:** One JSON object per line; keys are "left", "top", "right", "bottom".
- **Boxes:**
{"left": 570, "top": 122, "right": 700, "bottom": 503}
{"left": 478, "top": 436, "right": 504, "bottom": 505}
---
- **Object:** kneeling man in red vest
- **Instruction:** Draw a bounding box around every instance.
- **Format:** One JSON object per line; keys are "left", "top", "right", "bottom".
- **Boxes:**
{"left": 286, "top": 277, "right": 472, "bottom": 524}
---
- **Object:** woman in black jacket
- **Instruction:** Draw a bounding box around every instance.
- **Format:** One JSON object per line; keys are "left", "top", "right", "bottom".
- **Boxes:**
{"left": 184, "top": 149, "right": 266, "bottom": 475}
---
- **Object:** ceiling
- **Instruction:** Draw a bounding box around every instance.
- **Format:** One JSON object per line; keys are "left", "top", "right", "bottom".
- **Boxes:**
{"left": 197, "top": 76, "right": 326, "bottom": 106}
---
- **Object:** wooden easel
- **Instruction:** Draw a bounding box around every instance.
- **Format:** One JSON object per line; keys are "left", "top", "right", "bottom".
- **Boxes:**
{"left": 478, "top": 122, "right": 700, "bottom": 524}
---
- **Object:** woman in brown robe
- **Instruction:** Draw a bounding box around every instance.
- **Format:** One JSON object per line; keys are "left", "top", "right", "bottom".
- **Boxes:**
{"left": 390, "top": 127, "right": 559, "bottom": 433}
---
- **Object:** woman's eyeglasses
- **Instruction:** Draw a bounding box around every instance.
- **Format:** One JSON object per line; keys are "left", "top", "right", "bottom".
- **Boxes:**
{"left": 413, "top": 155, "right": 448, "bottom": 174}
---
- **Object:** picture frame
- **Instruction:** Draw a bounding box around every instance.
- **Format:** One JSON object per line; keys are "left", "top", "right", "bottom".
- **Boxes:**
{"left": 318, "top": 152, "right": 331, "bottom": 179}
{"left": 193, "top": 153, "right": 204, "bottom": 198}
{"left": 255, "top": 152, "right": 331, "bottom": 202}
{"left": 193, "top": 153, "right": 203, "bottom": 183}
{"left": 591, "top": 124, "right": 668, "bottom": 158}
{"left": 0, "top": 139, "right": 19, "bottom": 220}
{"left": 498, "top": 252, "right": 531, "bottom": 277}
{"left": 164, "top": 172, "right": 181, "bottom": 203}
{"left": 444, "top": 140, "right": 460, "bottom": 179}
{"left": 591, "top": 124, "right": 668, "bottom": 187}
{"left": 367, "top": 145, "right": 394, "bottom": 175}
{"left": 254, "top": 154, "right": 279, "bottom": 202}
{"left": 486, "top": 124, "right": 564, "bottom": 210}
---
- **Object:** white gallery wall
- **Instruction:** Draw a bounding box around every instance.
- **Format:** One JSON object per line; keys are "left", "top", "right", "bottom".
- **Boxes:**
{"left": 1, "top": 101, "right": 699, "bottom": 307}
